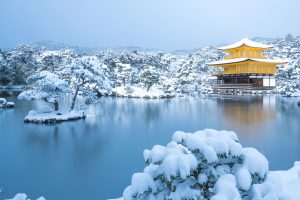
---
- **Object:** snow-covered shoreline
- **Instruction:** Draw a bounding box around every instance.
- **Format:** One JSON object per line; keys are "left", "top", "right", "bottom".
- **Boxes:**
{"left": 111, "top": 86, "right": 175, "bottom": 99}
{"left": 0, "top": 85, "right": 27, "bottom": 90}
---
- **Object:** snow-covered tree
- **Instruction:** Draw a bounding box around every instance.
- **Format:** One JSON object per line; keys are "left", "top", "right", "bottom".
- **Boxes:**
{"left": 276, "top": 58, "right": 300, "bottom": 96}
{"left": 37, "top": 50, "right": 75, "bottom": 77}
{"left": 18, "top": 71, "right": 68, "bottom": 111}
{"left": 68, "top": 57, "right": 111, "bottom": 111}
{"left": 140, "top": 66, "right": 160, "bottom": 91}
{"left": 0, "top": 49, "right": 12, "bottom": 85}
{"left": 6, "top": 45, "right": 42, "bottom": 85}
{"left": 114, "top": 63, "right": 133, "bottom": 86}
{"left": 122, "top": 129, "right": 269, "bottom": 200}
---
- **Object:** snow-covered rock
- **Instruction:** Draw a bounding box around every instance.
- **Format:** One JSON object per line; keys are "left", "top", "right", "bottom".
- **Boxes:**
{"left": 6, "top": 193, "right": 46, "bottom": 200}
{"left": 0, "top": 98, "right": 6, "bottom": 105}
{"left": 0, "top": 98, "right": 15, "bottom": 108}
{"left": 24, "top": 110, "right": 86, "bottom": 124}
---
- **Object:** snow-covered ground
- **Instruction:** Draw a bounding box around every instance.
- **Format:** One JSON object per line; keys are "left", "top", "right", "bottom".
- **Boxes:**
{"left": 24, "top": 109, "right": 86, "bottom": 124}
{"left": 252, "top": 162, "right": 300, "bottom": 200}
{"left": 115, "top": 129, "right": 300, "bottom": 200}
{"left": 111, "top": 86, "right": 175, "bottom": 98}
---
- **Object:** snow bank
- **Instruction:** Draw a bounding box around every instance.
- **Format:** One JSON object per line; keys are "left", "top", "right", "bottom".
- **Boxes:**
{"left": 24, "top": 110, "right": 86, "bottom": 124}
{"left": 111, "top": 86, "right": 175, "bottom": 99}
{"left": 252, "top": 161, "right": 300, "bottom": 200}
{"left": 0, "top": 98, "right": 15, "bottom": 108}
{"left": 6, "top": 193, "right": 45, "bottom": 200}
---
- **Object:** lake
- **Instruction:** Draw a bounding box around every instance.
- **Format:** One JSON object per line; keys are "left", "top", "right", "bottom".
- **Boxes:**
{"left": 0, "top": 91, "right": 300, "bottom": 200}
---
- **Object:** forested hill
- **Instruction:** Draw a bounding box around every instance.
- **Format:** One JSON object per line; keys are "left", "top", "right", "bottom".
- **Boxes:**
{"left": 0, "top": 34, "right": 299, "bottom": 96}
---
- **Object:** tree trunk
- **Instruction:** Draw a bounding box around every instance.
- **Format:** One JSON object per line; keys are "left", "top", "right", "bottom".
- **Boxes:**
{"left": 54, "top": 101, "right": 59, "bottom": 111}
{"left": 69, "top": 85, "right": 80, "bottom": 111}
{"left": 147, "top": 84, "right": 152, "bottom": 92}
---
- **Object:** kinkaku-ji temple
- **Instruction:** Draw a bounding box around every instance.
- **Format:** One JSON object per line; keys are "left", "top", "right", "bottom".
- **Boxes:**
{"left": 208, "top": 38, "right": 287, "bottom": 93}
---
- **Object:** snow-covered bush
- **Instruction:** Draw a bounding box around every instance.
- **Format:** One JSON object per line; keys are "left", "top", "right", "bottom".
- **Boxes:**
{"left": 18, "top": 71, "right": 68, "bottom": 111}
{"left": 122, "top": 129, "right": 268, "bottom": 200}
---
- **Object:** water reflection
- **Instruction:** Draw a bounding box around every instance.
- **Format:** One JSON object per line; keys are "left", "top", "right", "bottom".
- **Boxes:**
{"left": 216, "top": 96, "right": 277, "bottom": 128}
{"left": 1, "top": 92, "right": 300, "bottom": 200}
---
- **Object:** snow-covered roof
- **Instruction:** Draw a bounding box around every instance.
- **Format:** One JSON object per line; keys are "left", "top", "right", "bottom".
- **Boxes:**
{"left": 208, "top": 58, "right": 288, "bottom": 66}
{"left": 219, "top": 38, "right": 273, "bottom": 50}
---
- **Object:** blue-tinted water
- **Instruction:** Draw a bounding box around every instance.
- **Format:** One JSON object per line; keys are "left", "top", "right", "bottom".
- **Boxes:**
{"left": 0, "top": 91, "right": 300, "bottom": 200}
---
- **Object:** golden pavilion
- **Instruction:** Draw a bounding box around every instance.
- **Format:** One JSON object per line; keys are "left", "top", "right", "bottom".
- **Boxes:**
{"left": 208, "top": 38, "right": 287, "bottom": 91}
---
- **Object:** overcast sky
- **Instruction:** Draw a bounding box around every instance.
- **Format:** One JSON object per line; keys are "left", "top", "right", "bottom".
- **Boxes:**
{"left": 0, "top": 0, "right": 299, "bottom": 50}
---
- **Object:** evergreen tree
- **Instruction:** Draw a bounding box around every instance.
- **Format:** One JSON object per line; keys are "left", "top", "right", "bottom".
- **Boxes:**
{"left": 140, "top": 65, "right": 160, "bottom": 91}
{"left": 18, "top": 71, "right": 68, "bottom": 111}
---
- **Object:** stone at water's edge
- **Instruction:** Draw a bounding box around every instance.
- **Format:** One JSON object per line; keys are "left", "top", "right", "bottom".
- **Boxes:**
{"left": 0, "top": 98, "right": 15, "bottom": 109}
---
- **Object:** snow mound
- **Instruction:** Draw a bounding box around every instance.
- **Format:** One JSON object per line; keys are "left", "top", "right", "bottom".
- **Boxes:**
{"left": 121, "top": 129, "right": 269, "bottom": 200}
{"left": 6, "top": 193, "right": 46, "bottom": 200}
{"left": 252, "top": 161, "right": 300, "bottom": 200}
{"left": 211, "top": 174, "right": 241, "bottom": 200}
{"left": 111, "top": 86, "right": 175, "bottom": 99}
{"left": 24, "top": 110, "right": 86, "bottom": 124}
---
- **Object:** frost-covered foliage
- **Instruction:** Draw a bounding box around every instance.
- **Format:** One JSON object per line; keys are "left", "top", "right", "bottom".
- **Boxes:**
{"left": 122, "top": 129, "right": 269, "bottom": 200}
{"left": 68, "top": 56, "right": 111, "bottom": 110}
{"left": 5, "top": 45, "right": 42, "bottom": 85}
{"left": 37, "top": 49, "right": 75, "bottom": 76}
{"left": 276, "top": 58, "right": 300, "bottom": 96}
{"left": 18, "top": 71, "right": 68, "bottom": 111}
{"left": 140, "top": 66, "right": 160, "bottom": 91}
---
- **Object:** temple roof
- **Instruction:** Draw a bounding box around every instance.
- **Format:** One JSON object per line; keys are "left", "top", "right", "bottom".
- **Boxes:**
{"left": 208, "top": 58, "right": 288, "bottom": 66}
{"left": 219, "top": 38, "right": 273, "bottom": 50}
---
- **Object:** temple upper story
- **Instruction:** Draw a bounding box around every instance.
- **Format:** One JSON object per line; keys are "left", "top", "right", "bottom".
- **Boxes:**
{"left": 207, "top": 38, "right": 288, "bottom": 75}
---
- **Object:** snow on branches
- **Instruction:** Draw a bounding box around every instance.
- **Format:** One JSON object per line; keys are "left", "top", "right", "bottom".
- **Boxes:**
{"left": 122, "top": 129, "right": 269, "bottom": 200}
{"left": 68, "top": 56, "right": 111, "bottom": 110}
{"left": 18, "top": 71, "right": 68, "bottom": 111}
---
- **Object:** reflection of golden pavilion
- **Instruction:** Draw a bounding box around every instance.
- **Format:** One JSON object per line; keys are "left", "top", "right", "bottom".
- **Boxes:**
{"left": 208, "top": 38, "right": 287, "bottom": 90}
{"left": 218, "top": 96, "right": 276, "bottom": 127}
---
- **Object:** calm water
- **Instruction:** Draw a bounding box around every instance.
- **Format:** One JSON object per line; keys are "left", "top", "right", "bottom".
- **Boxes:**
{"left": 0, "top": 91, "right": 300, "bottom": 200}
